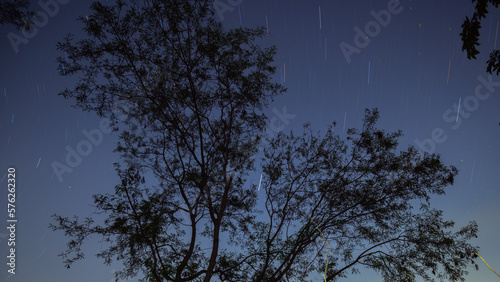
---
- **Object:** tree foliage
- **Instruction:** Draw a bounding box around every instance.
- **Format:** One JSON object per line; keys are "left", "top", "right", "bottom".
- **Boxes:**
{"left": 461, "top": 0, "right": 500, "bottom": 74}
{"left": 50, "top": 1, "right": 480, "bottom": 281}
{"left": 0, "top": 0, "right": 34, "bottom": 30}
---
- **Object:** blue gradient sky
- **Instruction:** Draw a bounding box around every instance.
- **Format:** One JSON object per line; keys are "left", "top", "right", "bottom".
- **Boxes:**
{"left": 0, "top": 0, "right": 499, "bottom": 281}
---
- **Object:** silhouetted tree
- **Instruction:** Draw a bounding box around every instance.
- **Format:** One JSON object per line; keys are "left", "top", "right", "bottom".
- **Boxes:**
{"left": 461, "top": 0, "right": 500, "bottom": 74}
{"left": 0, "top": 0, "right": 34, "bottom": 30}
{"left": 50, "top": 1, "right": 480, "bottom": 281}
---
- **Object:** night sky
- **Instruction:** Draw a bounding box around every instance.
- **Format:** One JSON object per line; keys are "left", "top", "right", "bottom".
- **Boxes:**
{"left": 1, "top": 0, "right": 499, "bottom": 281}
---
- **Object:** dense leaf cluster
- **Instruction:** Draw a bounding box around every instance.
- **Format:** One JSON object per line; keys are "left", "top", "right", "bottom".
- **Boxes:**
{"left": 461, "top": 0, "right": 500, "bottom": 74}
{"left": 0, "top": 0, "right": 34, "bottom": 30}
{"left": 49, "top": 1, "right": 480, "bottom": 281}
